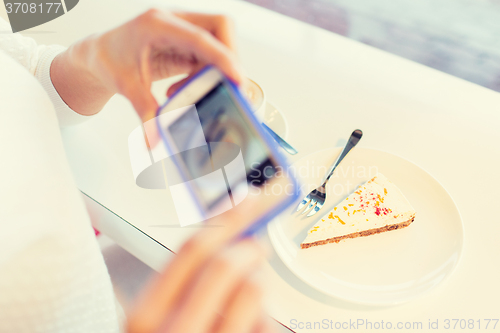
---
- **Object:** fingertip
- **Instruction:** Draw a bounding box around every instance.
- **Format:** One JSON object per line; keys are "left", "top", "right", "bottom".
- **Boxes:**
{"left": 166, "top": 82, "right": 182, "bottom": 97}
{"left": 144, "top": 130, "right": 160, "bottom": 149}
{"left": 141, "top": 109, "right": 156, "bottom": 123}
{"left": 138, "top": 103, "right": 161, "bottom": 150}
{"left": 143, "top": 112, "right": 161, "bottom": 150}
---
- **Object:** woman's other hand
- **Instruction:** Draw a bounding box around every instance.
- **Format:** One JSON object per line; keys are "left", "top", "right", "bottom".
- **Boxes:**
{"left": 127, "top": 235, "right": 275, "bottom": 333}
{"left": 52, "top": 10, "right": 244, "bottom": 124}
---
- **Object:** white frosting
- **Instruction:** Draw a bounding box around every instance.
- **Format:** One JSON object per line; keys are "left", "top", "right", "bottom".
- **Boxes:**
{"left": 302, "top": 173, "right": 416, "bottom": 245}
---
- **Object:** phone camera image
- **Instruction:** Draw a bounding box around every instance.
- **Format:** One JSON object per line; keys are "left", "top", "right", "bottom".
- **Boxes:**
{"left": 167, "top": 83, "right": 278, "bottom": 207}
{"left": 247, "top": 158, "right": 276, "bottom": 187}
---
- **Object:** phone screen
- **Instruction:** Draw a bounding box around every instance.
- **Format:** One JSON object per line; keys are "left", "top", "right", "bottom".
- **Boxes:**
{"left": 167, "top": 82, "right": 277, "bottom": 209}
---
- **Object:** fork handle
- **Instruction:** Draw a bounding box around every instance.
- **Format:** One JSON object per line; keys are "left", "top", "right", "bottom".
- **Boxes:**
{"left": 323, "top": 129, "right": 363, "bottom": 184}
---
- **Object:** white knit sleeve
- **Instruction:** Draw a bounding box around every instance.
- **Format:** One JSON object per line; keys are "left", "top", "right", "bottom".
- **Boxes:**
{"left": 0, "top": 17, "right": 93, "bottom": 127}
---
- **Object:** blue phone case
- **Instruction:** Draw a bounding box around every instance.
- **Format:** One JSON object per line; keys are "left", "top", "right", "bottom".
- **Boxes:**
{"left": 156, "top": 65, "right": 300, "bottom": 237}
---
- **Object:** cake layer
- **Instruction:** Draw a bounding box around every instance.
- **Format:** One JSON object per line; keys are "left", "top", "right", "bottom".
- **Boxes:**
{"left": 301, "top": 217, "right": 414, "bottom": 249}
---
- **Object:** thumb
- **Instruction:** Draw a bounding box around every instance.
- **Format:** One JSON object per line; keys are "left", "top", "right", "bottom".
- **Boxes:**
{"left": 166, "top": 77, "right": 189, "bottom": 97}
{"left": 124, "top": 84, "right": 161, "bottom": 149}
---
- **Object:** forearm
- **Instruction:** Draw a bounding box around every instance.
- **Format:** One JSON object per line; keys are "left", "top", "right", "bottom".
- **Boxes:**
{"left": 50, "top": 36, "right": 116, "bottom": 116}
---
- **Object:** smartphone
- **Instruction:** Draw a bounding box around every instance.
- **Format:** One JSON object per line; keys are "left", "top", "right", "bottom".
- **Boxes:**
{"left": 148, "top": 66, "right": 299, "bottom": 236}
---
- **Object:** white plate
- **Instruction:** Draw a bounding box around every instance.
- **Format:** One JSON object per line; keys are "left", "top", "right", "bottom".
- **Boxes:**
{"left": 263, "top": 101, "right": 288, "bottom": 139}
{"left": 268, "top": 147, "right": 464, "bottom": 305}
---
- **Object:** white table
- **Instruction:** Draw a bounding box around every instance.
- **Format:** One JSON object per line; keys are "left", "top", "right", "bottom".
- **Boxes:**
{"left": 18, "top": 0, "right": 500, "bottom": 331}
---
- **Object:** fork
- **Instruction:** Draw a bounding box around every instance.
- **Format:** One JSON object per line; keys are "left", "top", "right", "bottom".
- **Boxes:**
{"left": 296, "top": 129, "right": 363, "bottom": 217}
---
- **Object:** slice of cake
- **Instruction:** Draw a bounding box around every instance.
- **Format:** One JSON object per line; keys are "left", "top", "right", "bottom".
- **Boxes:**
{"left": 301, "top": 173, "right": 416, "bottom": 249}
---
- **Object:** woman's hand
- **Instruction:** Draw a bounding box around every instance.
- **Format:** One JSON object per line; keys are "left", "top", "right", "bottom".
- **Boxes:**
{"left": 127, "top": 235, "right": 275, "bottom": 333}
{"left": 127, "top": 194, "right": 279, "bottom": 333}
{"left": 52, "top": 9, "right": 244, "bottom": 123}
